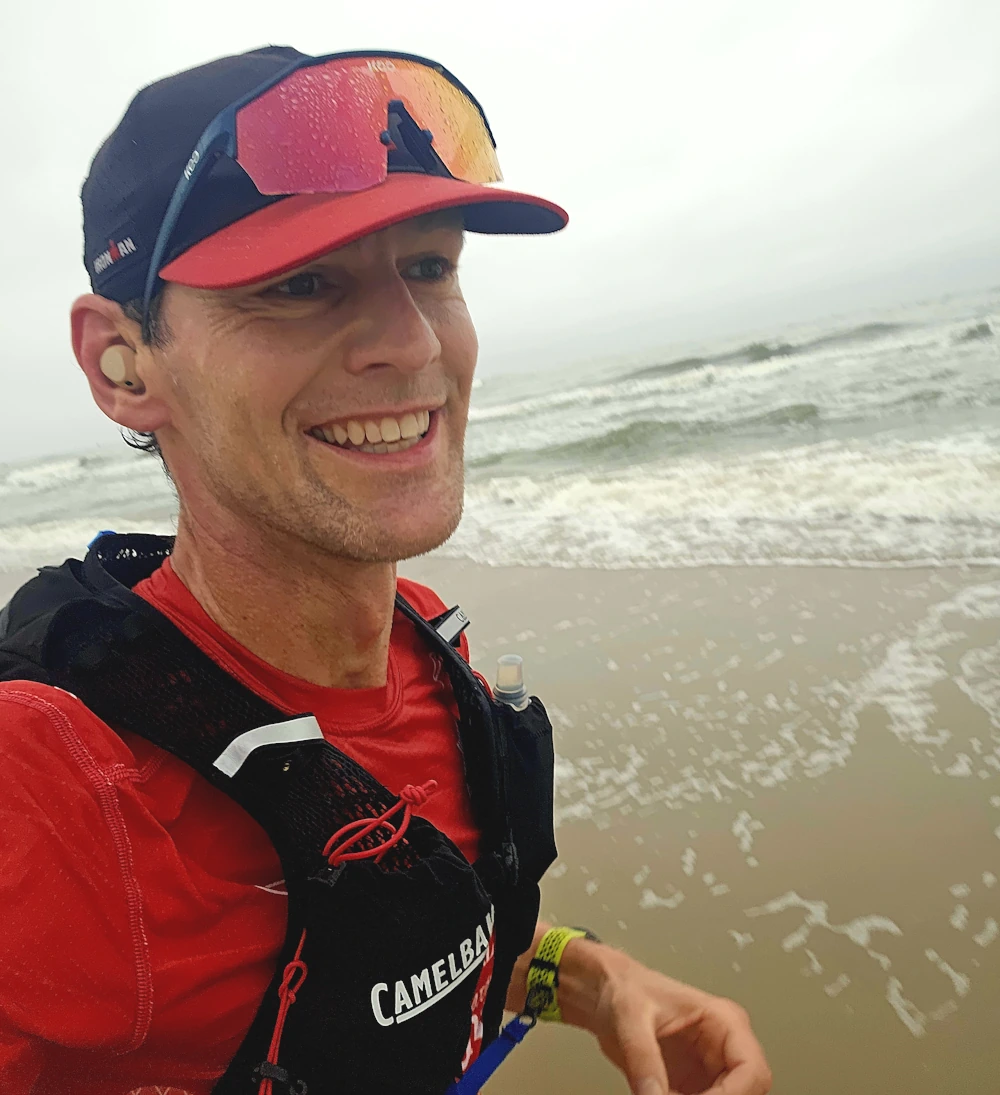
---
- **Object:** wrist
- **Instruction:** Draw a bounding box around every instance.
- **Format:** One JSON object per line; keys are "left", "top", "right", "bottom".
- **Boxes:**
{"left": 543, "top": 936, "right": 622, "bottom": 1031}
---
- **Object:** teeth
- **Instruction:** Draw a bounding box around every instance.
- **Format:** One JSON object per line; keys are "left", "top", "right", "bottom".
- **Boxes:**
{"left": 312, "top": 410, "right": 433, "bottom": 453}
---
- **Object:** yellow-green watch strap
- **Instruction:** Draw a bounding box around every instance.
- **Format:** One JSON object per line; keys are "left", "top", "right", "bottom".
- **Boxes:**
{"left": 525, "top": 926, "right": 594, "bottom": 1022}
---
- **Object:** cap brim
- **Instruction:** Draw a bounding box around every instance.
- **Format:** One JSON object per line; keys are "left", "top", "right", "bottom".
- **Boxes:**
{"left": 159, "top": 173, "right": 568, "bottom": 290}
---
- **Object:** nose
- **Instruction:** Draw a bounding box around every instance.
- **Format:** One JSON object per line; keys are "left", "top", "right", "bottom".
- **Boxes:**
{"left": 340, "top": 273, "right": 442, "bottom": 379}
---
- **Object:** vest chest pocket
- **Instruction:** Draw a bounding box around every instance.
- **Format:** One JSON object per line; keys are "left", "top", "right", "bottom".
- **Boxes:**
{"left": 493, "top": 697, "right": 558, "bottom": 886}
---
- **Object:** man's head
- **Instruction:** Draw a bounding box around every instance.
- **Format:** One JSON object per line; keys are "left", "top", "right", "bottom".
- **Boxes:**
{"left": 72, "top": 47, "right": 565, "bottom": 564}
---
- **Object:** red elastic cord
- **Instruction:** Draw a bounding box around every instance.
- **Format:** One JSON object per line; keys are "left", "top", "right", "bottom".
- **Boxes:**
{"left": 259, "top": 782, "right": 437, "bottom": 1093}
{"left": 323, "top": 780, "right": 439, "bottom": 866}
{"left": 258, "top": 928, "right": 308, "bottom": 1095}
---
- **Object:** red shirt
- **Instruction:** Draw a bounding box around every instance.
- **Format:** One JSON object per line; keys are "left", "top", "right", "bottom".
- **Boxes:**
{"left": 0, "top": 561, "right": 480, "bottom": 1095}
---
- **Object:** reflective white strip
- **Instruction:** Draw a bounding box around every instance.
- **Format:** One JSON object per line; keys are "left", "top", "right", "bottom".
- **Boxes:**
{"left": 213, "top": 715, "right": 324, "bottom": 777}
{"left": 435, "top": 607, "right": 469, "bottom": 645}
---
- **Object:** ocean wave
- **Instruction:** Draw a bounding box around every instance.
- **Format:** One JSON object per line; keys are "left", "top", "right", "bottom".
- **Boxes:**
{"left": 468, "top": 403, "right": 824, "bottom": 472}
{"left": 469, "top": 345, "right": 817, "bottom": 426}
{"left": 955, "top": 321, "right": 994, "bottom": 343}
{"left": 445, "top": 438, "right": 1000, "bottom": 570}
{"left": 621, "top": 356, "right": 711, "bottom": 382}
{"left": 621, "top": 321, "right": 909, "bottom": 382}
{"left": 800, "top": 321, "right": 908, "bottom": 352}
{"left": 1, "top": 455, "right": 87, "bottom": 493}
{"left": 467, "top": 312, "right": 999, "bottom": 475}
{"left": 0, "top": 448, "right": 160, "bottom": 496}
{"left": 469, "top": 314, "right": 990, "bottom": 436}
{"left": 468, "top": 380, "right": 626, "bottom": 424}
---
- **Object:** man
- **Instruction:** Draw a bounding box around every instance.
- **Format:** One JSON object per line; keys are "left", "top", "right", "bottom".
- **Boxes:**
{"left": 0, "top": 47, "right": 771, "bottom": 1095}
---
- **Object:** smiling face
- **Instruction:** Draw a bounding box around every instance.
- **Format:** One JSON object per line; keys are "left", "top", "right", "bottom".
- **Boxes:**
{"left": 146, "top": 211, "right": 477, "bottom": 563}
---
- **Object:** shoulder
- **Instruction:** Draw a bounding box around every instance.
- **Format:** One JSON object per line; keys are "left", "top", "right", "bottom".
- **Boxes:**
{"left": 0, "top": 681, "right": 144, "bottom": 865}
{"left": 0, "top": 680, "right": 141, "bottom": 848}
{"left": 395, "top": 577, "right": 472, "bottom": 663}
{"left": 0, "top": 683, "right": 147, "bottom": 1047}
{"left": 0, "top": 679, "right": 136, "bottom": 773}
{"left": 396, "top": 576, "right": 450, "bottom": 618}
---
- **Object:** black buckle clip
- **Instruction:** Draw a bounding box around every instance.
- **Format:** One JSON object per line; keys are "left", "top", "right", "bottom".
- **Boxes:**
{"left": 251, "top": 1060, "right": 308, "bottom": 1094}
{"left": 524, "top": 982, "right": 554, "bottom": 1020}
{"left": 308, "top": 862, "right": 345, "bottom": 889}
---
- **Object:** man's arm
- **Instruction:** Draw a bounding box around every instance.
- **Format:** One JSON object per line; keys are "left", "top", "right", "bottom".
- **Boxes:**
{"left": 0, "top": 687, "right": 146, "bottom": 1091}
{"left": 507, "top": 920, "right": 772, "bottom": 1095}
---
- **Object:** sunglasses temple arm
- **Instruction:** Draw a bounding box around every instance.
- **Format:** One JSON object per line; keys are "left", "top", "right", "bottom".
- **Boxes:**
{"left": 140, "top": 123, "right": 235, "bottom": 341}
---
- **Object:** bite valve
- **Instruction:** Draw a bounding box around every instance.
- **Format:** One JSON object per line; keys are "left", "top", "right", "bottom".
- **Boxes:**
{"left": 494, "top": 654, "right": 530, "bottom": 711}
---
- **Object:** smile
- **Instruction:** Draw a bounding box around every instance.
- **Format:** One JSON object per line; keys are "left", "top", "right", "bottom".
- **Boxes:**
{"left": 308, "top": 409, "right": 433, "bottom": 454}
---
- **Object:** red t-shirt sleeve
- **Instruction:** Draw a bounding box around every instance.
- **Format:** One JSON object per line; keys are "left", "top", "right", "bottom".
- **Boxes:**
{"left": 0, "top": 685, "right": 146, "bottom": 1087}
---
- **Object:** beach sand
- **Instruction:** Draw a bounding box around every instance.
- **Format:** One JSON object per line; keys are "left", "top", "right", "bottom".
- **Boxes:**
{"left": 401, "top": 560, "right": 1000, "bottom": 1095}
{"left": 3, "top": 560, "right": 998, "bottom": 1093}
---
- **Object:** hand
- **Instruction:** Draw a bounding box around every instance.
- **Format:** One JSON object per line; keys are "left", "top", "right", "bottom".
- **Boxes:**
{"left": 556, "top": 941, "right": 772, "bottom": 1095}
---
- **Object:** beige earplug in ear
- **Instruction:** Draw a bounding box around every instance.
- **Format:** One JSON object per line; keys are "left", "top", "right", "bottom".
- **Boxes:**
{"left": 99, "top": 345, "right": 139, "bottom": 389}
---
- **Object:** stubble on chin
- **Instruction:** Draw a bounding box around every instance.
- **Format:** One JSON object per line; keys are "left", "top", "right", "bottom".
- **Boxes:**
{"left": 195, "top": 411, "right": 469, "bottom": 564}
{"left": 272, "top": 449, "right": 467, "bottom": 565}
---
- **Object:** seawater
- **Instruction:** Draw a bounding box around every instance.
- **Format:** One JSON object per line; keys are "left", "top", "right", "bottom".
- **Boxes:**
{"left": 1, "top": 287, "right": 998, "bottom": 572}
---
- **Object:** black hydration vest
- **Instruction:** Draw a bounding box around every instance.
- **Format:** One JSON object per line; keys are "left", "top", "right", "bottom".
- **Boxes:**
{"left": 0, "top": 534, "right": 557, "bottom": 1094}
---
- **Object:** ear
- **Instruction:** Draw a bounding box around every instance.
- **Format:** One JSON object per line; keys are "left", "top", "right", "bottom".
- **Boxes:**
{"left": 71, "top": 295, "right": 172, "bottom": 434}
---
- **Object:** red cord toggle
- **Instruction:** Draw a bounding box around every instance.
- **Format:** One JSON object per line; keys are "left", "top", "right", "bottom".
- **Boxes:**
{"left": 258, "top": 929, "right": 308, "bottom": 1095}
{"left": 322, "top": 780, "right": 439, "bottom": 867}
{"left": 258, "top": 781, "right": 437, "bottom": 1094}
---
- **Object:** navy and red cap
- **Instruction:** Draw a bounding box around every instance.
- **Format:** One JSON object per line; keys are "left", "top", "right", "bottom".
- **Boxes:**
{"left": 82, "top": 45, "right": 568, "bottom": 304}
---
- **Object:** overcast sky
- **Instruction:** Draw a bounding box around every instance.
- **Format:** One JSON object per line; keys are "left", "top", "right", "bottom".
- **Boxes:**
{"left": 2, "top": 0, "right": 998, "bottom": 462}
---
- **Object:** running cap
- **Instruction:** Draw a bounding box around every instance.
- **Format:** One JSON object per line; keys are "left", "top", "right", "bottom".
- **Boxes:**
{"left": 82, "top": 46, "right": 568, "bottom": 306}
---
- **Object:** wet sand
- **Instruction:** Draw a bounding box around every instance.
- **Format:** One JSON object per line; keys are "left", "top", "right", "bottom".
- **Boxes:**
{"left": 3, "top": 561, "right": 998, "bottom": 1092}
{"left": 402, "top": 560, "right": 1000, "bottom": 1095}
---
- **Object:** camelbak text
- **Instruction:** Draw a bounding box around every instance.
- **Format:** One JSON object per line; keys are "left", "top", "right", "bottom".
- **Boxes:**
{"left": 370, "top": 908, "right": 495, "bottom": 1027}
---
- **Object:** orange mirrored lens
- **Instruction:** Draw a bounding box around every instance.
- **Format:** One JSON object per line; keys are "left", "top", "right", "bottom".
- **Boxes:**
{"left": 236, "top": 61, "right": 385, "bottom": 194}
{"left": 379, "top": 59, "right": 502, "bottom": 184}
{"left": 235, "top": 55, "right": 502, "bottom": 196}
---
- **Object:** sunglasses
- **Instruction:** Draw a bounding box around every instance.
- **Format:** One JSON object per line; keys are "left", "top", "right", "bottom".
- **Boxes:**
{"left": 141, "top": 50, "right": 502, "bottom": 338}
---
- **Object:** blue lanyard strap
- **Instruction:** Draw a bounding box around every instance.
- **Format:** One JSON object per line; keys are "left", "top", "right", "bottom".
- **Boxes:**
{"left": 445, "top": 1011, "right": 537, "bottom": 1094}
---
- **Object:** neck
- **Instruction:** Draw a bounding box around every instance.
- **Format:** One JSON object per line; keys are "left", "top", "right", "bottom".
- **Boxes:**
{"left": 168, "top": 507, "right": 397, "bottom": 689}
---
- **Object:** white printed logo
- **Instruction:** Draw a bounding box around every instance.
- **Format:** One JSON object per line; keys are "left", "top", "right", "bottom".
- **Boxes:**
{"left": 93, "top": 236, "right": 137, "bottom": 276}
{"left": 370, "top": 908, "right": 495, "bottom": 1027}
{"left": 183, "top": 148, "right": 200, "bottom": 180}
